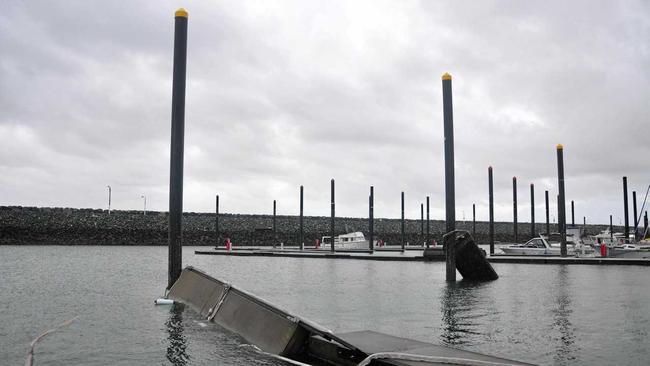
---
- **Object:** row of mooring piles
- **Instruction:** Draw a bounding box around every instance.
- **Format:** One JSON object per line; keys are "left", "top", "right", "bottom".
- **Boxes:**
{"left": 621, "top": 177, "right": 650, "bottom": 242}
{"left": 165, "top": 8, "right": 496, "bottom": 284}
{"left": 215, "top": 184, "right": 448, "bottom": 252}
{"left": 220, "top": 173, "right": 644, "bottom": 251}
{"left": 483, "top": 143, "right": 570, "bottom": 256}
{"left": 484, "top": 144, "right": 650, "bottom": 254}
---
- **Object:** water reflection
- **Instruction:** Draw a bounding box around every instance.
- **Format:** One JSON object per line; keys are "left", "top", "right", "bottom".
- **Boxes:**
{"left": 440, "top": 281, "right": 485, "bottom": 346}
{"left": 165, "top": 303, "right": 190, "bottom": 366}
{"left": 552, "top": 266, "right": 577, "bottom": 364}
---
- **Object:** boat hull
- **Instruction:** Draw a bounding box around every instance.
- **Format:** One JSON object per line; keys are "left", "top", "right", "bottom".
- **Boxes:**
{"left": 319, "top": 240, "right": 370, "bottom": 250}
{"left": 607, "top": 248, "right": 650, "bottom": 259}
{"left": 500, "top": 247, "right": 575, "bottom": 256}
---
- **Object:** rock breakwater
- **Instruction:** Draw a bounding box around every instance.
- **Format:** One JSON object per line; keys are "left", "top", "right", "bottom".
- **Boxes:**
{"left": 1, "top": 206, "right": 612, "bottom": 246}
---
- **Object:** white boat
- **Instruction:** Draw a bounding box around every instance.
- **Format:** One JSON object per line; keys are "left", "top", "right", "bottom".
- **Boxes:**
{"left": 584, "top": 230, "right": 629, "bottom": 247}
{"left": 320, "top": 232, "right": 370, "bottom": 250}
{"left": 539, "top": 228, "right": 595, "bottom": 255}
{"left": 500, "top": 237, "right": 576, "bottom": 256}
{"left": 583, "top": 230, "right": 640, "bottom": 256}
{"left": 608, "top": 244, "right": 650, "bottom": 258}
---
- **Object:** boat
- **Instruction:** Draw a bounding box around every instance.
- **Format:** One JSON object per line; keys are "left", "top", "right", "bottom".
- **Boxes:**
{"left": 320, "top": 231, "right": 370, "bottom": 250}
{"left": 500, "top": 236, "right": 576, "bottom": 256}
{"left": 584, "top": 230, "right": 629, "bottom": 247}
{"left": 583, "top": 230, "right": 641, "bottom": 256}
{"left": 541, "top": 227, "right": 595, "bottom": 256}
{"left": 607, "top": 244, "right": 650, "bottom": 258}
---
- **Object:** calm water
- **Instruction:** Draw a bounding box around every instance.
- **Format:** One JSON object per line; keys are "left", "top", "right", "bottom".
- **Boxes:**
{"left": 1, "top": 246, "right": 649, "bottom": 365}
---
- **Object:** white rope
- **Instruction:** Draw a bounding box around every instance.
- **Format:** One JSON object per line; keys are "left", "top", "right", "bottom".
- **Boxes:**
{"left": 239, "top": 344, "right": 313, "bottom": 366}
{"left": 25, "top": 317, "right": 77, "bottom": 366}
{"left": 356, "top": 352, "right": 522, "bottom": 366}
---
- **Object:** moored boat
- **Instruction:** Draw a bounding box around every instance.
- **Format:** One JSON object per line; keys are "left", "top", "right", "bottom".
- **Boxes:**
{"left": 607, "top": 244, "right": 650, "bottom": 258}
{"left": 320, "top": 231, "right": 370, "bottom": 250}
{"left": 500, "top": 236, "right": 576, "bottom": 256}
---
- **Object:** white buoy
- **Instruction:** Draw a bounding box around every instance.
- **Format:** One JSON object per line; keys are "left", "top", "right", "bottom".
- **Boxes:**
{"left": 154, "top": 298, "right": 174, "bottom": 305}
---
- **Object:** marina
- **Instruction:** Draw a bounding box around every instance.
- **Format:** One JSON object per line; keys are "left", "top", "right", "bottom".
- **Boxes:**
{"left": 2, "top": 2, "right": 649, "bottom": 365}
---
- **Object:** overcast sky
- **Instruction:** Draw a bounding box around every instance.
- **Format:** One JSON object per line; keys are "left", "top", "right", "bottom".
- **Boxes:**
{"left": 1, "top": 0, "right": 648, "bottom": 225}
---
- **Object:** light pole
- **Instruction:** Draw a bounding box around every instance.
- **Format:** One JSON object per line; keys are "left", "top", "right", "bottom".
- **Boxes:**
{"left": 106, "top": 185, "right": 112, "bottom": 215}
{"left": 141, "top": 195, "right": 147, "bottom": 216}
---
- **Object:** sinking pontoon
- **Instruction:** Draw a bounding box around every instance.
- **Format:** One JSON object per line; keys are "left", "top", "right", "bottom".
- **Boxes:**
{"left": 167, "top": 266, "right": 532, "bottom": 366}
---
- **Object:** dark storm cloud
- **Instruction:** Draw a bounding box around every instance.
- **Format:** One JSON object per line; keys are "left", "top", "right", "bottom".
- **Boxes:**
{"left": 1, "top": 0, "right": 648, "bottom": 224}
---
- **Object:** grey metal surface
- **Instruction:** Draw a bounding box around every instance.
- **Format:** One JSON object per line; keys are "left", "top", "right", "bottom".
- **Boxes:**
{"left": 335, "top": 330, "right": 534, "bottom": 366}
{"left": 167, "top": 267, "right": 306, "bottom": 355}
{"left": 167, "top": 266, "right": 226, "bottom": 317}
{"left": 212, "top": 288, "right": 303, "bottom": 355}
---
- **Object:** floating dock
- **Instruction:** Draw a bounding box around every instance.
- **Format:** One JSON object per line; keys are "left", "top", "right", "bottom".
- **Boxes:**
{"left": 488, "top": 255, "right": 650, "bottom": 266}
{"left": 195, "top": 247, "right": 650, "bottom": 265}
{"left": 167, "top": 267, "right": 532, "bottom": 365}
{"left": 195, "top": 246, "right": 445, "bottom": 261}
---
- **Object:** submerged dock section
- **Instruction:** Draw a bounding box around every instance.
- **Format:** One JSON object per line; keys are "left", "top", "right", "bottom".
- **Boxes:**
{"left": 168, "top": 267, "right": 532, "bottom": 365}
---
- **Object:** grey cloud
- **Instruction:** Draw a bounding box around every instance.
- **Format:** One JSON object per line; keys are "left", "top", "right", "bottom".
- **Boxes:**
{"left": 1, "top": 0, "right": 648, "bottom": 225}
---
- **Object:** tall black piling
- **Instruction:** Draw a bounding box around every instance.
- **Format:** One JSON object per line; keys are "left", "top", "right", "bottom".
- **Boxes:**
{"left": 442, "top": 72, "right": 456, "bottom": 281}
{"left": 557, "top": 194, "right": 562, "bottom": 234}
{"left": 330, "top": 179, "right": 335, "bottom": 252}
{"left": 610, "top": 215, "right": 614, "bottom": 240}
{"left": 215, "top": 195, "right": 220, "bottom": 246}
{"left": 369, "top": 186, "right": 374, "bottom": 251}
{"left": 168, "top": 8, "right": 188, "bottom": 290}
{"left": 545, "top": 190, "right": 550, "bottom": 236}
{"left": 583, "top": 216, "right": 586, "bottom": 226}
{"left": 299, "top": 185, "right": 304, "bottom": 250}
{"left": 644, "top": 211, "right": 648, "bottom": 237}
{"left": 420, "top": 203, "right": 424, "bottom": 245}
{"left": 513, "top": 177, "right": 518, "bottom": 243}
{"left": 556, "top": 144, "right": 567, "bottom": 257}
{"left": 426, "top": 196, "right": 430, "bottom": 247}
{"left": 472, "top": 203, "right": 476, "bottom": 237}
{"left": 633, "top": 191, "right": 638, "bottom": 239}
{"left": 623, "top": 176, "right": 629, "bottom": 241}
{"left": 530, "top": 184, "right": 535, "bottom": 238}
{"left": 273, "top": 200, "right": 277, "bottom": 248}
{"left": 571, "top": 200, "right": 575, "bottom": 227}
{"left": 401, "top": 191, "right": 406, "bottom": 252}
{"left": 488, "top": 166, "right": 494, "bottom": 255}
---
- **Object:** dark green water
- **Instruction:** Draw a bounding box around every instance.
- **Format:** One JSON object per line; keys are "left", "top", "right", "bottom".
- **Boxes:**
{"left": 1, "top": 246, "right": 649, "bottom": 365}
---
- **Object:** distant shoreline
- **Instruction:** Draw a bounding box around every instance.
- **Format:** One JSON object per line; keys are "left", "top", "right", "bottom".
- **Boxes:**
{"left": 1, "top": 206, "right": 612, "bottom": 246}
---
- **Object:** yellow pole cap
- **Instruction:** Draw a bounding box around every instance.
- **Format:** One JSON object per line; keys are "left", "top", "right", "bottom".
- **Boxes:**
{"left": 175, "top": 8, "right": 188, "bottom": 18}
{"left": 442, "top": 72, "right": 452, "bottom": 81}
{"left": 557, "top": 144, "right": 563, "bottom": 150}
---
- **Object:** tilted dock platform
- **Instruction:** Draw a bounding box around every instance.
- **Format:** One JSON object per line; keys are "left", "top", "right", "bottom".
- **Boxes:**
{"left": 167, "top": 267, "right": 532, "bottom": 365}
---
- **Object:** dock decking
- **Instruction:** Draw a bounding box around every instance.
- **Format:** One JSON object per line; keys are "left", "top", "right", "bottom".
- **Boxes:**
{"left": 196, "top": 247, "right": 650, "bottom": 265}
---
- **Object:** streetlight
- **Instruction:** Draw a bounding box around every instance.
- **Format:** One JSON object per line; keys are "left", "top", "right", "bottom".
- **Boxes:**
{"left": 141, "top": 195, "right": 147, "bottom": 216}
{"left": 107, "top": 185, "right": 111, "bottom": 215}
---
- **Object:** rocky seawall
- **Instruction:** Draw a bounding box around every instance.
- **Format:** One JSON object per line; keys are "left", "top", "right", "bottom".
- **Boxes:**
{"left": 1, "top": 206, "right": 612, "bottom": 246}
